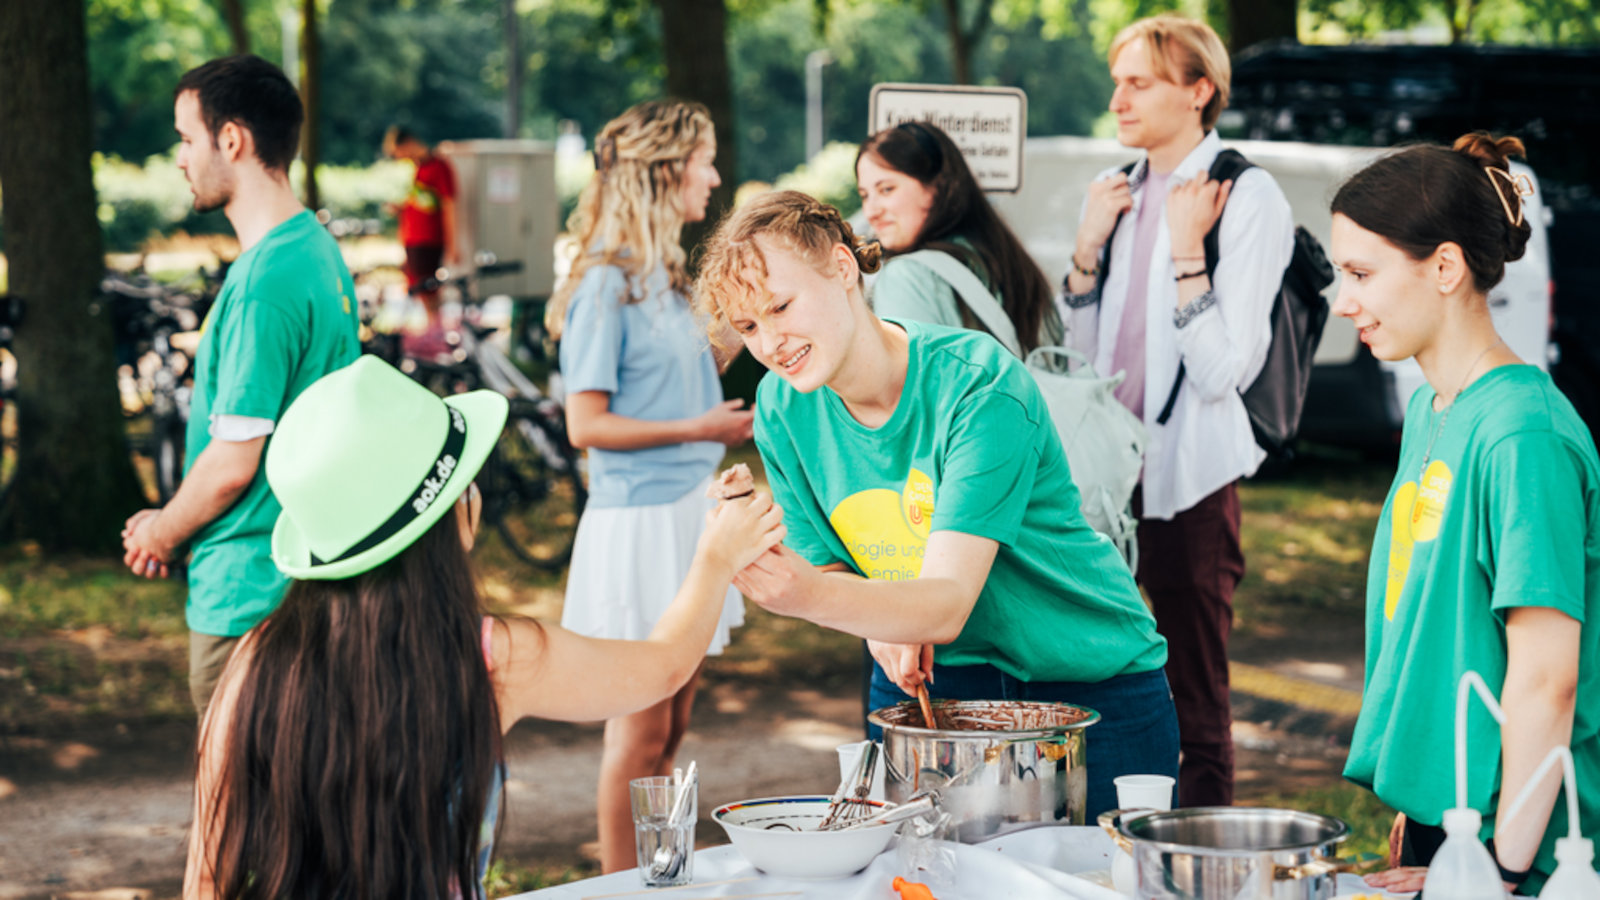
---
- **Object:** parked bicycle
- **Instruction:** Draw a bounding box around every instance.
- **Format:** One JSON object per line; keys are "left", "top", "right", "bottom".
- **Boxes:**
{"left": 105, "top": 270, "right": 202, "bottom": 504}
{"left": 402, "top": 259, "right": 586, "bottom": 571}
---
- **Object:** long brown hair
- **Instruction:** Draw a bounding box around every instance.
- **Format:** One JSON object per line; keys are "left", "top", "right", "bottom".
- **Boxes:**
{"left": 856, "top": 122, "right": 1055, "bottom": 353}
{"left": 204, "top": 514, "right": 502, "bottom": 900}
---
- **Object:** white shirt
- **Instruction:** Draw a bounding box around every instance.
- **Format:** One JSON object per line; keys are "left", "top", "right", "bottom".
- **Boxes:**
{"left": 1062, "top": 131, "right": 1294, "bottom": 520}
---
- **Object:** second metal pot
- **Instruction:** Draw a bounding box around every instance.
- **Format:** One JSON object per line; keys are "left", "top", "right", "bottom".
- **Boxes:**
{"left": 868, "top": 699, "right": 1100, "bottom": 843}
{"left": 1101, "top": 806, "right": 1356, "bottom": 900}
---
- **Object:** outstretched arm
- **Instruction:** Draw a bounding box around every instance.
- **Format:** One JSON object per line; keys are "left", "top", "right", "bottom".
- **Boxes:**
{"left": 492, "top": 494, "right": 784, "bottom": 726}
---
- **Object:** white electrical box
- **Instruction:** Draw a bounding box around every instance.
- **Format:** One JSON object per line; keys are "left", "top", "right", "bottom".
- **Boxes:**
{"left": 437, "top": 139, "right": 558, "bottom": 297}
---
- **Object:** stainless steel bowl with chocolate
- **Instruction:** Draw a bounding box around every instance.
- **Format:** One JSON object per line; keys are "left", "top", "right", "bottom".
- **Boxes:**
{"left": 868, "top": 699, "right": 1100, "bottom": 842}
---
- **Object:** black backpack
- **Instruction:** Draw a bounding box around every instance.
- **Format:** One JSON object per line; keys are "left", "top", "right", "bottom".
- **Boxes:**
{"left": 1103, "top": 149, "right": 1333, "bottom": 458}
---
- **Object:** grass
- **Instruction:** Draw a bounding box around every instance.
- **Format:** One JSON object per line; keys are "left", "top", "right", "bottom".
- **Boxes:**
{"left": 484, "top": 859, "right": 594, "bottom": 897}
{"left": 1232, "top": 453, "right": 1393, "bottom": 639}
{"left": 1242, "top": 781, "right": 1398, "bottom": 863}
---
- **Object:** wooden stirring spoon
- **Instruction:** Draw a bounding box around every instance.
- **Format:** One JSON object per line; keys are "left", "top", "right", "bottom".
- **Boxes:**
{"left": 915, "top": 683, "right": 937, "bottom": 730}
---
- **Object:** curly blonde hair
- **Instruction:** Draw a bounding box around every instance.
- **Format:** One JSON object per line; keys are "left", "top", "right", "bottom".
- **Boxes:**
{"left": 692, "top": 190, "right": 882, "bottom": 351}
{"left": 546, "top": 100, "right": 714, "bottom": 338}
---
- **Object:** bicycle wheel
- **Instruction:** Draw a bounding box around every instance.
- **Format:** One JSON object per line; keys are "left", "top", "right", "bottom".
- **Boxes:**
{"left": 154, "top": 416, "right": 186, "bottom": 504}
{"left": 484, "top": 402, "right": 586, "bottom": 570}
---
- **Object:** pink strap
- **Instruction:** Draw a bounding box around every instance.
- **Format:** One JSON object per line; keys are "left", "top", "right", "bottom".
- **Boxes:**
{"left": 481, "top": 617, "right": 496, "bottom": 673}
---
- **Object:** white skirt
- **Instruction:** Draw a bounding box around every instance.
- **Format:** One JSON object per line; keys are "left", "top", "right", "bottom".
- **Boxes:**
{"left": 560, "top": 477, "right": 745, "bottom": 656}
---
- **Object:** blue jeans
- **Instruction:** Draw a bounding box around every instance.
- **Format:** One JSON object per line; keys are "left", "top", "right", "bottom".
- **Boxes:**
{"left": 867, "top": 662, "right": 1180, "bottom": 819}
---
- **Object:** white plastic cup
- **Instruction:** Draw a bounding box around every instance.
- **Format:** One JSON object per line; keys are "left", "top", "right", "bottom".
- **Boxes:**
{"left": 1114, "top": 774, "right": 1175, "bottom": 812}
{"left": 835, "top": 740, "right": 886, "bottom": 802}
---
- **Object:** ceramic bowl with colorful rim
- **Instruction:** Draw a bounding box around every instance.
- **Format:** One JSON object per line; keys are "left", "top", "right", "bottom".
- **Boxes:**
{"left": 712, "top": 795, "right": 898, "bottom": 879}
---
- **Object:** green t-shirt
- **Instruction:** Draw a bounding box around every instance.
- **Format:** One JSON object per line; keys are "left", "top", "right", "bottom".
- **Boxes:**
{"left": 185, "top": 210, "right": 361, "bottom": 636}
{"left": 754, "top": 318, "right": 1167, "bottom": 683}
{"left": 1343, "top": 365, "right": 1600, "bottom": 891}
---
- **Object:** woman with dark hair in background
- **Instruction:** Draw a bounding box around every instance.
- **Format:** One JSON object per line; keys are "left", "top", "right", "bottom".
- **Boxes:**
{"left": 855, "top": 121, "right": 1062, "bottom": 355}
{"left": 182, "top": 357, "right": 784, "bottom": 900}
{"left": 1331, "top": 134, "right": 1600, "bottom": 896}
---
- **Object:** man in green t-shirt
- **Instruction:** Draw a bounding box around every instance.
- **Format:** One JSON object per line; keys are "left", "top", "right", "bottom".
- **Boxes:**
{"left": 121, "top": 55, "right": 360, "bottom": 717}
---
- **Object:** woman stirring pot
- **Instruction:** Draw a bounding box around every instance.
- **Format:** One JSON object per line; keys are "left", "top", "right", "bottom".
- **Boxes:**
{"left": 693, "top": 190, "right": 1178, "bottom": 818}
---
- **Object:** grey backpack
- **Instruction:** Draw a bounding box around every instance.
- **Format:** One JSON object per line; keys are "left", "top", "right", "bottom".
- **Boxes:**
{"left": 900, "top": 250, "right": 1144, "bottom": 568}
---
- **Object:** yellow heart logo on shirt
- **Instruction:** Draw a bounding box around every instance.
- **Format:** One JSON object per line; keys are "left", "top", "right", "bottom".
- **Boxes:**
{"left": 830, "top": 469, "right": 935, "bottom": 581}
{"left": 1384, "top": 460, "right": 1453, "bottom": 620}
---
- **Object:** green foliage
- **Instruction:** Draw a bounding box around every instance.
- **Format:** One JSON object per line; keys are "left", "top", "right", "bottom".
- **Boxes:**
{"left": 521, "top": 0, "right": 667, "bottom": 144}
{"left": 94, "top": 152, "right": 226, "bottom": 251}
{"left": 774, "top": 141, "right": 863, "bottom": 216}
{"left": 320, "top": 0, "right": 507, "bottom": 164}
{"left": 731, "top": 0, "right": 1111, "bottom": 184}
{"left": 1301, "top": 0, "right": 1600, "bottom": 43}
{"left": 88, "top": 154, "right": 414, "bottom": 251}
{"left": 88, "top": 0, "right": 232, "bottom": 162}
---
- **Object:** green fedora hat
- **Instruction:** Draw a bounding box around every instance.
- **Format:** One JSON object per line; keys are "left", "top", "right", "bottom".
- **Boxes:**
{"left": 267, "top": 355, "right": 508, "bottom": 580}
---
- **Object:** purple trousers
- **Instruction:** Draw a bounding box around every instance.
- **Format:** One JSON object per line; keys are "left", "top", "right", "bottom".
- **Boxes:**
{"left": 1134, "top": 482, "right": 1245, "bottom": 807}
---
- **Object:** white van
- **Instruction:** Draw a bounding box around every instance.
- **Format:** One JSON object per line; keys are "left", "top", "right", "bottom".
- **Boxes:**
{"left": 988, "top": 136, "right": 1553, "bottom": 450}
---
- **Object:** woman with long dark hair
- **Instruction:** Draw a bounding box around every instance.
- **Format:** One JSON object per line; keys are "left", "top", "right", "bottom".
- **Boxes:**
{"left": 855, "top": 121, "right": 1061, "bottom": 355}
{"left": 182, "top": 356, "right": 784, "bottom": 900}
{"left": 1330, "top": 134, "right": 1600, "bottom": 895}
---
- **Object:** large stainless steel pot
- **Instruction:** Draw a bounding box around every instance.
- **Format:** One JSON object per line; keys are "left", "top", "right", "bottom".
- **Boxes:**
{"left": 1100, "top": 806, "right": 1357, "bottom": 899}
{"left": 868, "top": 699, "right": 1100, "bottom": 842}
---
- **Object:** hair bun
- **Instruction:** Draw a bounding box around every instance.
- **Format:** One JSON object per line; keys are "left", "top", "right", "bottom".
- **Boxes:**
{"left": 854, "top": 240, "right": 884, "bottom": 274}
{"left": 1453, "top": 131, "right": 1526, "bottom": 169}
{"left": 1453, "top": 132, "right": 1532, "bottom": 265}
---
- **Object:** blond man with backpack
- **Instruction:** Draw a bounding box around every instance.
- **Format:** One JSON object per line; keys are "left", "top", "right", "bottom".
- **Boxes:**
{"left": 1061, "top": 15, "right": 1297, "bottom": 807}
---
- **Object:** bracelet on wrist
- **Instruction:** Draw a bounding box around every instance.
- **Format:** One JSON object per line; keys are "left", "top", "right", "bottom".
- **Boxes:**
{"left": 1072, "top": 256, "right": 1100, "bottom": 278}
{"left": 1174, "top": 269, "right": 1208, "bottom": 283}
{"left": 1478, "top": 832, "right": 1529, "bottom": 883}
{"left": 1485, "top": 839, "right": 1533, "bottom": 887}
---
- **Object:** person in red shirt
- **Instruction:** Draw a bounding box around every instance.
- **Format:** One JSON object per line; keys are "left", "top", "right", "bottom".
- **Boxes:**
{"left": 384, "top": 125, "right": 459, "bottom": 357}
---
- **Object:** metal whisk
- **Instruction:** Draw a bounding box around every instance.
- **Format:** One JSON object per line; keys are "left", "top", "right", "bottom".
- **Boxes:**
{"left": 819, "top": 741, "right": 880, "bottom": 831}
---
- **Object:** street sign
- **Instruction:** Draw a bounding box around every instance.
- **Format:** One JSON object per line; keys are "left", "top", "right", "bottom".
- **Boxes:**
{"left": 868, "top": 83, "right": 1028, "bottom": 192}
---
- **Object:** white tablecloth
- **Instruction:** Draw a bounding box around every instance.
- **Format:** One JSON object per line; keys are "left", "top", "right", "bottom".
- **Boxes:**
{"left": 507, "top": 826, "right": 1410, "bottom": 899}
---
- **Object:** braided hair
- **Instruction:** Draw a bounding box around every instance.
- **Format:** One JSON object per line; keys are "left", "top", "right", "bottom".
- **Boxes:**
{"left": 693, "top": 190, "right": 882, "bottom": 349}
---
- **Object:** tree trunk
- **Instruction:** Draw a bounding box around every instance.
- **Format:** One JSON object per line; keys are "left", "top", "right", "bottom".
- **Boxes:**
{"left": 655, "top": 0, "right": 737, "bottom": 250}
{"left": 219, "top": 0, "right": 250, "bottom": 54}
{"left": 941, "top": 0, "right": 972, "bottom": 85}
{"left": 0, "top": 0, "right": 147, "bottom": 548}
{"left": 1226, "top": 0, "right": 1297, "bottom": 52}
{"left": 654, "top": 0, "right": 752, "bottom": 399}
{"left": 504, "top": 0, "right": 521, "bottom": 138}
{"left": 299, "top": 0, "right": 320, "bottom": 210}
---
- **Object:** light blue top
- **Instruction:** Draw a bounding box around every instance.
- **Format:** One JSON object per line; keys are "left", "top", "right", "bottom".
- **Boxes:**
{"left": 560, "top": 262, "right": 725, "bottom": 508}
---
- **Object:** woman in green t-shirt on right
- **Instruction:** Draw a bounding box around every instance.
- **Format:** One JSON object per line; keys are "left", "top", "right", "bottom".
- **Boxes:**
{"left": 1331, "top": 133, "right": 1600, "bottom": 896}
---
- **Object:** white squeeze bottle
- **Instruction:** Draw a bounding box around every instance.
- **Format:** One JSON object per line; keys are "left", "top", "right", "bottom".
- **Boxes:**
{"left": 1539, "top": 836, "right": 1600, "bottom": 899}
{"left": 1423, "top": 807, "right": 1508, "bottom": 900}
